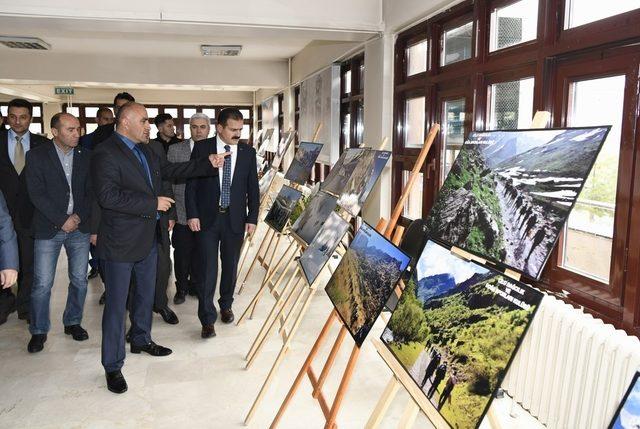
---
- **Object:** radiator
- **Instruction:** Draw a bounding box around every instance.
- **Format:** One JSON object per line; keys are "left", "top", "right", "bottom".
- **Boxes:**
{"left": 502, "top": 294, "right": 640, "bottom": 429}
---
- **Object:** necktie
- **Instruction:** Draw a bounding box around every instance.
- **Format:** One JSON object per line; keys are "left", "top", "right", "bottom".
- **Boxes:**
{"left": 132, "top": 145, "right": 153, "bottom": 189}
{"left": 221, "top": 145, "right": 231, "bottom": 208}
{"left": 14, "top": 135, "right": 25, "bottom": 174}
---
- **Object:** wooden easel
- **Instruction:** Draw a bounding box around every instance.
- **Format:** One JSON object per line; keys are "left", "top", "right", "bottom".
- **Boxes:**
{"left": 269, "top": 125, "right": 440, "bottom": 429}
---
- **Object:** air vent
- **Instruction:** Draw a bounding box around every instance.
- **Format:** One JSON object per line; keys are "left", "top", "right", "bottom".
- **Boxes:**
{"left": 200, "top": 45, "right": 242, "bottom": 57}
{"left": 0, "top": 36, "right": 51, "bottom": 50}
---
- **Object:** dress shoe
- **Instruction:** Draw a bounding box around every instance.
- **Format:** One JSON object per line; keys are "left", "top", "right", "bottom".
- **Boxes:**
{"left": 105, "top": 370, "right": 128, "bottom": 394}
{"left": 173, "top": 290, "right": 186, "bottom": 305}
{"left": 187, "top": 285, "right": 197, "bottom": 296}
{"left": 220, "top": 308, "right": 234, "bottom": 324}
{"left": 155, "top": 307, "right": 179, "bottom": 325}
{"left": 99, "top": 292, "right": 106, "bottom": 305}
{"left": 130, "top": 341, "right": 172, "bottom": 356}
{"left": 201, "top": 324, "right": 216, "bottom": 339}
{"left": 88, "top": 267, "right": 99, "bottom": 279}
{"left": 27, "top": 334, "right": 47, "bottom": 353}
{"left": 64, "top": 324, "right": 89, "bottom": 341}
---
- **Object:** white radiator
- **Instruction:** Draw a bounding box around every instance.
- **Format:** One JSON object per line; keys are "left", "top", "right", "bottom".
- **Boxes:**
{"left": 502, "top": 294, "right": 640, "bottom": 429}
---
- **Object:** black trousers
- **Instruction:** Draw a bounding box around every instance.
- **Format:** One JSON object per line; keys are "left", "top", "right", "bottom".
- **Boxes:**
{"left": 171, "top": 223, "right": 201, "bottom": 293}
{"left": 197, "top": 212, "right": 244, "bottom": 325}
{"left": 16, "top": 229, "right": 34, "bottom": 317}
{"left": 153, "top": 226, "right": 171, "bottom": 310}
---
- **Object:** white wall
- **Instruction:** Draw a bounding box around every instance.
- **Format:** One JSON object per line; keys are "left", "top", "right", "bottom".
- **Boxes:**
{"left": 383, "top": 0, "right": 464, "bottom": 32}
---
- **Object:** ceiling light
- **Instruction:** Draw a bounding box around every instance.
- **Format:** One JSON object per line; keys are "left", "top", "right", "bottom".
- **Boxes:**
{"left": 200, "top": 45, "right": 242, "bottom": 57}
{"left": 0, "top": 36, "right": 50, "bottom": 50}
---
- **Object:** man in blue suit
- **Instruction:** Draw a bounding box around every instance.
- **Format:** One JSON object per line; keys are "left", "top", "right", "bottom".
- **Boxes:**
{"left": 0, "top": 190, "right": 19, "bottom": 324}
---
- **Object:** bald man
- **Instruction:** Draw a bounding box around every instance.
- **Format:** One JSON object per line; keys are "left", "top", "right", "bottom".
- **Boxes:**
{"left": 91, "top": 102, "right": 227, "bottom": 394}
{"left": 25, "top": 112, "right": 93, "bottom": 353}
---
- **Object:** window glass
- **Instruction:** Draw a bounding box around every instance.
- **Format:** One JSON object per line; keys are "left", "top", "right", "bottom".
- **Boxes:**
{"left": 29, "top": 123, "right": 42, "bottom": 134}
{"left": 407, "top": 40, "right": 428, "bottom": 76}
{"left": 66, "top": 106, "right": 80, "bottom": 116}
{"left": 490, "top": 0, "right": 538, "bottom": 52}
{"left": 85, "top": 123, "right": 99, "bottom": 134}
{"left": 344, "top": 70, "right": 352, "bottom": 94}
{"left": 343, "top": 112, "right": 351, "bottom": 148}
{"left": 404, "top": 96, "right": 426, "bottom": 148}
{"left": 565, "top": 0, "right": 639, "bottom": 28}
{"left": 146, "top": 108, "right": 159, "bottom": 118}
{"left": 183, "top": 108, "right": 197, "bottom": 118}
{"left": 164, "top": 108, "right": 178, "bottom": 117}
{"left": 487, "top": 77, "right": 534, "bottom": 130}
{"left": 402, "top": 170, "right": 423, "bottom": 219}
{"left": 32, "top": 106, "right": 42, "bottom": 117}
{"left": 441, "top": 98, "right": 466, "bottom": 185}
{"left": 441, "top": 21, "right": 473, "bottom": 66}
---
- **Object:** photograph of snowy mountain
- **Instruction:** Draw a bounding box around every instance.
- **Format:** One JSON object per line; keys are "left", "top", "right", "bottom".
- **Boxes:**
{"left": 299, "top": 212, "right": 350, "bottom": 285}
{"left": 337, "top": 150, "right": 391, "bottom": 216}
{"left": 291, "top": 191, "right": 338, "bottom": 244}
{"left": 284, "top": 142, "right": 323, "bottom": 185}
{"left": 381, "top": 240, "right": 542, "bottom": 429}
{"left": 426, "top": 126, "right": 610, "bottom": 279}
{"left": 609, "top": 372, "right": 640, "bottom": 429}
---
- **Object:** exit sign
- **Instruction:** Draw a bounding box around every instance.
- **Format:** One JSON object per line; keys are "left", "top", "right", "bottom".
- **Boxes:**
{"left": 55, "top": 87, "right": 74, "bottom": 95}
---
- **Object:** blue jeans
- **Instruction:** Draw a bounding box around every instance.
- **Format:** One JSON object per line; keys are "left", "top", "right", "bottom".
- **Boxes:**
{"left": 30, "top": 230, "right": 90, "bottom": 335}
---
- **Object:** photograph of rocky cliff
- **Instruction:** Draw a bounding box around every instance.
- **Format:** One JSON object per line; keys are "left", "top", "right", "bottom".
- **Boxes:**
{"left": 291, "top": 191, "right": 338, "bottom": 244}
{"left": 264, "top": 185, "right": 303, "bottom": 232}
{"left": 283, "top": 141, "right": 323, "bottom": 185}
{"left": 325, "top": 222, "right": 410, "bottom": 346}
{"left": 299, "top": 212, "right": 350, "bottom": 285}
{"left": 426, "top": 126, "right": 609, "bottom": 279}
{"left": 322, "top": 148, "right": 368, "bottom": 195}
{"left": 337, "top": 150, "right": 391, "bottom": 216}
{"left": 382, "top": 240, "right": 542, "bottom": 429}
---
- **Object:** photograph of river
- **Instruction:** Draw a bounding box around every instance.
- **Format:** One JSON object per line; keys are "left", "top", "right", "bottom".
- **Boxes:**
{"left": 426, "top": 126, "right": 610, "bottom": 279}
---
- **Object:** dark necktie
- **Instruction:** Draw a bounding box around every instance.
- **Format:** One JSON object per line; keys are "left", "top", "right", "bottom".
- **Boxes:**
{"left": 221, "top": 145, "right": 231, "bottom": 208}
{"left": 132, "top": 145, "right": 153, "bottom": 188}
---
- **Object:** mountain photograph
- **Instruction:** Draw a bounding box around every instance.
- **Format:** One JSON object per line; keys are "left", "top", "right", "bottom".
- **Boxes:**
{"left": 426, "top": 127, "right": 609, "bottom": 279}
{"left": 299, "top": 212, "right": 350, "bottom": 285}
{"left": 325, "top": 222, "right": 410, "bottom": 345}
{"left": 284, "top": 142, "right": 323, "bottom": 185}
{"left": 337, "top": 150, "right": 391, "bottom": 216}
{"left": 264, "top": 185, "right": 303, "bottom": 232}
{"left": 291, "top": 191, "right": 338, "bottom": 244}
{"left": 382, "top": 240, "right": 542, "bottom": 429}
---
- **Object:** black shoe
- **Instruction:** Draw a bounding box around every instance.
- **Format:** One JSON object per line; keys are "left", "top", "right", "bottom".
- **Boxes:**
{"left": 105, "top": 370, "right": 128, "bottom": 394}
{"left": 88, "top": 268, "right": 99, "bottom": 279}
{"left": 64, "top": 324, "right": 89, "bottom": 341}
{"left": 18, "top": 312, "right": 30, "bottom": 324}
{"left": 187, "top": 287, "right": 197, "bottom": 297}
{"left": 220, "top": 308, "right": 234, "bottom": 324}
{"left": 155, "top": 307, "right": 179, "bottom": 325}
{"left": 27, "top": 334, "right": 47, "bottom": 353}
{"left": 130, "top": 341, "right": 172, "bottom": 356}
{"left": 173, "top": 290, "right": 186, "bottom": 305}
{"left": 201, "top": 323, "right": 216, "bottom": 338}
{"left": 99, "top": 292, "right": 105, "bottom": 305}
{"left": 125, "top": 327, "right": 132, "bottom": 343}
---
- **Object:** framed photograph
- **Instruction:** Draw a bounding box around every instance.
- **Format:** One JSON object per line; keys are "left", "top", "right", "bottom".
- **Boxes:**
{"left": 299, "top": 211, "right": 350, "bottom": 286}
{"left": 284, "top": 142, "right": 323, "bottom": 185}
{"left": 325, "top": 222, "right": 410, "bottom": 346}
{"left": 256, "top": 128, "right": 275, "bottom": 156}
{"left": 609, "top": 372, "right": 640, "bottom": 429}
{"left": 337, "top": 150, "right": 391, "bottom": 216}
{"left": 259, "top": 168, "right": 276, "bottom": 200}
{"left": 271, "top": 130, "right": 295, "bottom": 170}
{"left": 322, "top": 148, "right": 367, "bottom": 196}
{"left": 426, "top": 126, "right": 610, "bottom": 279}
{"left": 381, "top": 240, "right": 543, "bottom": 429}
{"left": 291, "top": 191, "right": 338, "bottom": 245}
{"left": 264, "top": 185, "right": 303, "bottom": 233}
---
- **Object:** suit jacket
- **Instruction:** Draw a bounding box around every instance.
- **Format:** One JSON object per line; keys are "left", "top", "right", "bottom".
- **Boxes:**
{"left": 25, "top": 141, "right": 93, "bottom": 240}
{"left": 185, "top": 137, "right": 259, "bottom": 234}
{"left": 0, "top": 130, "right": 50, "bottom": 231}
{"left": 92, "top": 123, "right": 115, "bottom": 148}
{"left": 0, "top": 190, "right": 18, "bottom": 271}
{"left": 167, "top": 140, "right": 192, "bottom": 225}
{"left": 147, "top": 139, "right": 176, "bottom": 244}
{"left": 92, "top": 133, "right": 216, "bottom": 262}
{"left": 79, "top": 130, "right": 96, "bottom": 150}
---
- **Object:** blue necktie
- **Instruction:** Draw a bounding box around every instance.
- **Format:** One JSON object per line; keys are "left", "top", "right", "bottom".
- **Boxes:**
{"left": 132, "top": 145, "right": 153, "bottom": 188}
{"left": 221, "top": 145, "right": 231, "bottom": 208}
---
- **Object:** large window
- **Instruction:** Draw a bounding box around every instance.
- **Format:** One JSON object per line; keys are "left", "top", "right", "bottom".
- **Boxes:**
{"left": 392, "top": 0, "right": 640, "bottom": 335}
{"left": 1, "top": 102, "right": 44, "bottom": 135}
{"left": 340, "top": 53, "right": 365, "bottom": 154}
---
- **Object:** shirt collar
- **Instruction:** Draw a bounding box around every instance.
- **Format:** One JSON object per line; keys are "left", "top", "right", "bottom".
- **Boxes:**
{"left": 116, "top": 132, "right": 138, "bottom": 150}
{"left": 218, "top": 136, "right": 237, "bottom": 152}
{"left": 9, "top": 129, "right": 30, "bottom": 142}
{"left": 53, "top": 141, "right": 74, "bottom": 157}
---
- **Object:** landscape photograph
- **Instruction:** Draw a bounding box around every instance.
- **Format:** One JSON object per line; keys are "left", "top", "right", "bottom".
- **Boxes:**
{"left": 609, "top": 372, "right": 640, "bottom": 429}
{"left": 284, "top": 142, "right": 323, "bottom": 185}
{"left": 257, "top": 128, "right": 274, "bottom": 156}
{"left": 264, "top": 185, "right": 303, "bottom": 232}
{"left": 271, "top": 130, "right": 295, "bottom": 170}
{"left": 259, "top": 168, "right": 276, "bottom": 200}
{"left": 381, "top": 240, "right": 543, "bottom": 429}
{"left": 299, "top": 212, "right": 350, "bottom": 285}
{"left": 325, "top": 223, "right": 410, "bottom": 346}
{"left": 338, "top": 150, "right": 391, "bottom": 216}
{"left": 426, "top": 126, "right": 610, "bottom": 279}
{"left": 322, "top": 148, "right": 367, "bottom": 196}
{"left": 291, "top": 191, "right": 338, "bottom": 244}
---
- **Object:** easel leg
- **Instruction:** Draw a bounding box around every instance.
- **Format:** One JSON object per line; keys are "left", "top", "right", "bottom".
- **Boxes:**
{"left": 278, "top": 282, "right": 308, "bottom": 336}
{"left": 238, "top": 227, "right": 273, "bottom": 294}
{"left": 313, "top": 327, "right": 347, "bottom": 398}
{"left": 324, "top": 345, "right": 361, "bottom": 429}
{"left": 269, "top": 311, "right": 337, "bottom": 429}
{"left": 365, "top": 376, "right": 402, "bottom": 429}
{"left": 260, "top": 239, "right": 296, "bottom": 289}
{"left": 396, "top": 401, "right": 419, "bottom": 429}
{"left": 249, "top": 245, "right": 298, "bottom": 321}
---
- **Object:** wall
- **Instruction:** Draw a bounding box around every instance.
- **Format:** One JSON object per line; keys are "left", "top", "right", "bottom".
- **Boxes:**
{"left": 291, "top": 41, "right": 362, "bottom": 84}
{"left": 383, "top": 0, "right": 464, "bottom": 32}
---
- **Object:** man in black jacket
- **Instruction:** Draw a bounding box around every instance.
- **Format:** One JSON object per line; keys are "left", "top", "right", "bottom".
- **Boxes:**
{"left": 25, "top": 113, "right": 93, "bottom": 353}
{"left": 92, "top": 102, "right": 226, "bottom": 394}
{"left": 0, "top": 98, "right": 50, "bottom": 323}
{"left": 153, "top": 113, "right": 181, "bottom": 154}
{"left": 186, "top": 108, "right": 259, "bottom": 339}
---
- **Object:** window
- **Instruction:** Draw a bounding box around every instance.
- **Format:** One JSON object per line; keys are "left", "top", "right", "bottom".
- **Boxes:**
{"left": 402, "top": 170, "right": 424, "bottom": 219}
{"left": 441, "top": 98, "right": 466, "bottom": 184}
{"left": 564, "top": 0, "right": 640, "bottom": 29}
{"left": 404, "top": 96, "right": 426, "bottom": 148}
{"left": 489, "top": 0, "right": 538, "bottom": 51}
{"left": 487, "top": 77, "right": 534, "bottom": 130}
{"left": 406, "top": 40, "right": 428, "bottom": 76}
{"left": 339, "top": 53, "right": 365, "bottom": 155}
{"left": 441, "top": 21, "right": 473, "bottom": 66}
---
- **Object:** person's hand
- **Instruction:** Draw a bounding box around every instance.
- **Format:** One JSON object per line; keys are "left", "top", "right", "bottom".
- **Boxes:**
{"left": 187, "top": 218, "right": 201, "bottom": 232}
{"left": 61, "top": 215, "right": 80, "bottom": 233}
{"left": 208, "top": 152, "right": 231, "bottom": 169}
{"left": 0, "top": 269, "right": 18, "bottom": 288}
{"left": 245, "top": 223, "right": 256, "bottom": 236}
{"left": 168, "top": 219, "right": 175, "bottom": 232}
{"left": 90, "top": 234, "right": 97, "bottom": 246}
{"left": 157, "top": 196, "right": 175, "bottom": 212}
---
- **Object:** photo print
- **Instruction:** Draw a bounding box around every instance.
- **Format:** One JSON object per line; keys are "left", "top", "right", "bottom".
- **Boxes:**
{"left": 299, "top": 211, "right": 350, "bottom": 285}
{"left": 609, "top": 372, "right": 640, "bottom": 429}
{"left": 271, "top": 130, "right": 296, "bottom": 170}
{"left": 337, "top": 150, "right": 391, "bottom": 216}
{"left": 284, "top": 142, "right": 323, "bottom": 185}
{"left": 426, "top": 127, "right": 610, "bottom": 279}
{"left": 325, "top": 222, "right": 410, "bottom": 346}
{"left": 291, "top": 191, "right": 338, "bottom": 244}
{"left": 264, "top": 185, "right": 303, "bottom": 233}
{"left": 382, "top": 240, "right": 543, "bottom": 429}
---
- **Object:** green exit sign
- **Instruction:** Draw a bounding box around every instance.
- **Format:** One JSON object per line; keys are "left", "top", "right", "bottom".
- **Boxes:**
{"left": 55, "top": 87, "right": 74, "bottom": 95}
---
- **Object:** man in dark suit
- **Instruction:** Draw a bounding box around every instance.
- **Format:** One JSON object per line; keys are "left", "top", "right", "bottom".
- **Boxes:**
{"left": 25, "top": 113, "right": 93, "bottom": 353}
{"left": 91, "top": 92, "right": 135, "bottom": 149}
{"left": 0, "top": 98, "right": 50, "bottom": 323}
{"left": 186, "top": 108, "right": 259, "bottom": 339}
{"left": 79, "top": 107, "right": 114, "bottom": 151}
{"left": 0, "top": 190, "right": 19, "bottom": 325}
{"left": 92, "top": 102, "right": 226, "bottom": 394}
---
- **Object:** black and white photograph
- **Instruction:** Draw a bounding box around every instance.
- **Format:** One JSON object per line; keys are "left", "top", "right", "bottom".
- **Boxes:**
{"left": 264, "top": 185, "right": 303, "bottom": 232}
{"left": 284, "top": 141, "right": 323, "bottom": 185}
{"left": 299, "top": 212, "right": 350, "bottom": 285}
{"left": 290, "top": 191, "right": 338, "bottom": 244}
{"left": 337, "top": 150, "right": 391, "bottom": 216}
{"left": 271, "top": 130, "right": 295, "bottom": 170}
{"left": 322, "top": 148, "right": 367, "bottom": 196}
